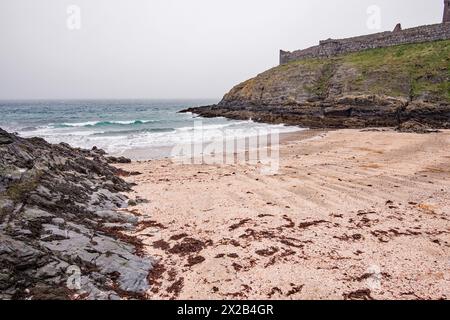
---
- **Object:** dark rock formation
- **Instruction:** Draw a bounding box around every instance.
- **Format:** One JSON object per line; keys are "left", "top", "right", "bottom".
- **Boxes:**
{"left": 396, "top": 120, "right": 440, "bottom": 134}
{"left": 106, "top": 156, "right": 132, "bottom": 164}
{"left": 0, "top": 128, "right": 154, "bottom": 300}
{"left": 182, "top": 41, "right": 450, "bottom": 129}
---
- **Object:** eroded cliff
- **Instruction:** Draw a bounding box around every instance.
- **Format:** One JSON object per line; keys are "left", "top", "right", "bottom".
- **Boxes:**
{"left": 184, "top": 40, "right": 450, "bottom": 128}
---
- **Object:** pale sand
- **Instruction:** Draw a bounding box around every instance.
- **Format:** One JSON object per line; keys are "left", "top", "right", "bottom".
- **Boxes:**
{"left": 117, "top": 129, "right": 450, "bottom": 300}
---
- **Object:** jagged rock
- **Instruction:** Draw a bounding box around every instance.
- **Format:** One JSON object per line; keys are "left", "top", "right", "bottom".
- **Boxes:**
{"left": 106, "top": 156, "right": 132, "bottom": 164}
{"left": 91, "top": 146, "right": 107, "bottom": 156}
{"left": 396, "top": 120, "right": 440, "bottom": 133}
{"left": 0, "top": 128, "right": 154, "bottom": 300}
{"left": 0, "top": 129, "right": 14, "bottom": 145}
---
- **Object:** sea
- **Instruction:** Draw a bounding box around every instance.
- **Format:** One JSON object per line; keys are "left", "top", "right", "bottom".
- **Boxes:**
{"left": 0, "top": 100, "right": 303, "bottom": 160}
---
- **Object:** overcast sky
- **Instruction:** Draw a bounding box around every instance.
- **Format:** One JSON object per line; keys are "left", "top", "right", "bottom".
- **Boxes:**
{"left": 0, "top": 0, "right": 444, "bottom": 100}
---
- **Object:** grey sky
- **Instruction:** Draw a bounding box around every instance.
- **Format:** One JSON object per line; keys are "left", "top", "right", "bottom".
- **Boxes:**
{"left": 0, "top": 0, "right": 444, "bottom": 100}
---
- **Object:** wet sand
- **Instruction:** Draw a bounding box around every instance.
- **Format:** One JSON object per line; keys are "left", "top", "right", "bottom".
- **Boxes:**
{"left": 117, "top": 129, "right": 450, "bottom": 300}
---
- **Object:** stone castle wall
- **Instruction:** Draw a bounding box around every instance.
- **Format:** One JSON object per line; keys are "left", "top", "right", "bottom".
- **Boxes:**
{"left": 280, "top": 23, "right": 450, "bottom": 64}
{"left": 445, "top": 0, "right": 450, "bottom": 23}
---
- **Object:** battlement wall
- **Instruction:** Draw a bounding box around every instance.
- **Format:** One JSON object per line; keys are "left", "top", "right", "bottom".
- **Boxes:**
{"left": 280, "top": 23, "right": 450, "bottom": 64}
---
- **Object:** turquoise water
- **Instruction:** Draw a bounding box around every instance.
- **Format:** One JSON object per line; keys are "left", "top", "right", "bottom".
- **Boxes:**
{"left": 0, "top": 100, "right": 303, "bottom": 159}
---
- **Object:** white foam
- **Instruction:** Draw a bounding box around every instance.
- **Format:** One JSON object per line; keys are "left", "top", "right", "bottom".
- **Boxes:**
{"left": 60, "top": 121, "right": 99, "bottom": 127}
{"left": 16, "top": 119, "right": 305, "bottom": 158}
{"left": 51, "top": 120, "right": 155, "bottom": 127}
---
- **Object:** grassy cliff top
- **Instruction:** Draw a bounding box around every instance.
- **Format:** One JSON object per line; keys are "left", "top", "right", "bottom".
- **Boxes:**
{"left": 224, "top": 40, "right": 450, "bottom": 105}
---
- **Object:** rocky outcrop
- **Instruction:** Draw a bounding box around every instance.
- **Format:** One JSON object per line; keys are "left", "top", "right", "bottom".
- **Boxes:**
{"left": 182, "top": 40, "right": 450, "bottom": 129}
{"left": 396, "top": 120, "right": 441, "bottom": 133}
{"left": 0, "top": 128, "right": 154, "bottom": 300}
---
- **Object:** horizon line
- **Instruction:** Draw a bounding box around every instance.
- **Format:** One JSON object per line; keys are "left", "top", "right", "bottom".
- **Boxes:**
{"left": 0, "top": 97, "right": 221, "bottom": 102}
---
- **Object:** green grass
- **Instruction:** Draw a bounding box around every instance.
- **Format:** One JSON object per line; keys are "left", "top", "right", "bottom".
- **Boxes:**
{"left": 280, "top": 40, "right": 450, "bottom": 102}
{"left": 314, "top": 61, "right": 337, "bottom": 98}
{"left": 343, "top": 40, "right": 450, "bottom": 101}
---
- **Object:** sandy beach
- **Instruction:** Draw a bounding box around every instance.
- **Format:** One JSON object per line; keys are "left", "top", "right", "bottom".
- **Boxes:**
{"left": 117, "top": 129, "right": 450, "bottom": 300}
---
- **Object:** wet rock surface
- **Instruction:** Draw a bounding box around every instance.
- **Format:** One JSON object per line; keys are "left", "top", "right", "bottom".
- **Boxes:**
{"left": 0, "top": 128, "right": 154, "bottom": 300}
{"left": 183, "top": 97, "right": 450, "bottom": 130}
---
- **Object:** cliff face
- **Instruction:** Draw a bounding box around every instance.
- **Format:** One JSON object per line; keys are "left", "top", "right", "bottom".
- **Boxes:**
{"left": 184, "top": 40, "right": 450, "bottom": 128}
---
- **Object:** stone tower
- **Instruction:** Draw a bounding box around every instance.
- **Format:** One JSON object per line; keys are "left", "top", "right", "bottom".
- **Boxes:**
{"left": 444, "top": 0, "right": 450, "bottom": 23}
